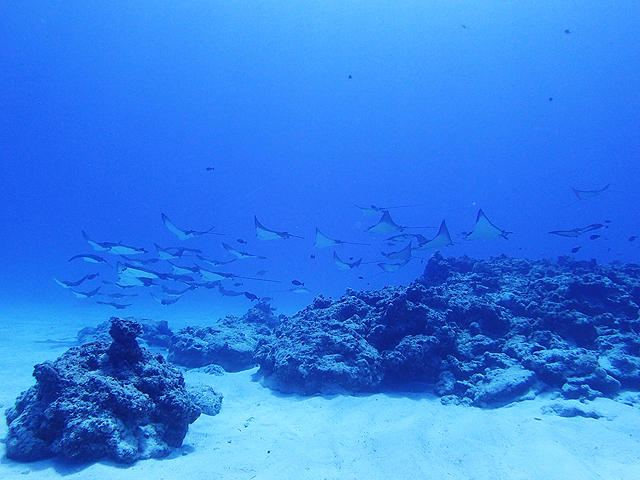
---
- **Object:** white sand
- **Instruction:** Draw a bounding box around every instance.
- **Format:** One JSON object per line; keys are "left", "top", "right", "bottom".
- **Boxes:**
{"left": 1, "top": 308, "right": 639, "bottom": 480}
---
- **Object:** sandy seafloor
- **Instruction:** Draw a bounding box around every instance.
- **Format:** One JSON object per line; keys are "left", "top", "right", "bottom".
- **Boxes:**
{"left": 1, "top": 305, "right": 639, "bottom": 480}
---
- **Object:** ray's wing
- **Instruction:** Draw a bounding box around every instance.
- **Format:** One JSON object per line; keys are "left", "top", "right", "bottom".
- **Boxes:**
{"left": 356, "top": 203, "right": 424, "bottom": 216}
{"left": 365, "top": 211, "right": 404, "bottom": 234}
{"left": 571, "top": 183, "right": 610, "bottom": 200}
{"left": 162, "top": 213, "right": 190, "bottom": 240}
{"left": 254, "top": 216, "right": 304, "bottom": 240}
{"left": 314, "top": 228, "right": 341, "bottom": 248}
{"left": 314, "top": 228, "right": 370, "bottom": 248}
{"left": 381, "top": 241, "right": 412, "bottom": 261}
{"left": 415, "top": 220, "right": 453, "bottom": 250}
{"left": 464, "top": 209, "right": 511, "bottom": 241}
{"left": 82, "top": 231, "right": 109, "bottom": 252}
{"left": 222, "top": 242, "right": 266, "bottom": 259}
{"left": 377, "top": 259, "right": 410, "bottom": 272}
{"left": 333, "top": 251, "right": 362, "bottom": 270}
{"left": 549, "top": 223, "right": 604, "bottom": 237}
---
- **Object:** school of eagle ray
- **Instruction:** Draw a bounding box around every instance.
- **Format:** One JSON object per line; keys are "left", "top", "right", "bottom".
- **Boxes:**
{"left": 56, "top": 184, "right": 617, "bottom": 310}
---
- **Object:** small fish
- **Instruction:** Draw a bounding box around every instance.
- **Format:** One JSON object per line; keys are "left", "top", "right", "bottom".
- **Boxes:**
{"left": 549, "top": 97, "right": 553, "bottom": 102}
{"left": 348, "top": 75, "right": 353, "bottom": 79}
{"left": 234, "top": 282, "right": 243, "bottom": 287}
{"left": 290, "top": 287, "right": 311, "bottom": 294}
{"left": 256, "top": 270, "right": 268, "bottom": 276}
{"left": 237, "top": 238, "right": 247, "bottom": 244}
{"left": 461, "top": 24, "right": 466, "bottom": 29}
{"left": 564, "top": 29, "right": 571, "bottom": 34}
{"left": 629, "top": 236, "right": 638, "bottom": 242}
{"left": 291, "top": 280, "right": 304, "bottom": 286}
{"left": 310, "top": 254, "right": 316, "bottom": 259}
{"left": 571, "top": 246, "right": 581, "bottom": 253}
{"left": 244, "top": 292, "right": 259, "bottom": 301}
{"left": 206, "top": 166, "right": 214, "bottom": 171}
{"left": 589, "top": 235, "right": 601, "bottom": 240}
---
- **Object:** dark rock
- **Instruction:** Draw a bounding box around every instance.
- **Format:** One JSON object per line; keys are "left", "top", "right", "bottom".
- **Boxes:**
{"left": 5, "top": 318, "right": 200, "bottom": 464}
{"left": 168, "top": 302, "right": 280, "bottom": 371}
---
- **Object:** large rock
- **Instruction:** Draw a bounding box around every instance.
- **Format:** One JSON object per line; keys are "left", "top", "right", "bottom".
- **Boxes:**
{"left": 255, "top": 253, "right": 640, "bottom": 406}
{"left": 5, "top": 318, "right": 201, "bottom": 463}
{"left": 168, "top": 302, "right": 280, "bottom": 372}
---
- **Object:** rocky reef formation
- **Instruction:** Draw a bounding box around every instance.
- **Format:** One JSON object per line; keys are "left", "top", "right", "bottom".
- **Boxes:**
{"left": 168, "top": 302, "right": 281, "bottom": 371}
{"left": 77, "top": 316, "right": 174, "bottom": 348}
{"left": 5, "top": 318, "right": 201, "bottom": 463}
{"left": 256, "top": 253, "right": 640, "bottom": 406}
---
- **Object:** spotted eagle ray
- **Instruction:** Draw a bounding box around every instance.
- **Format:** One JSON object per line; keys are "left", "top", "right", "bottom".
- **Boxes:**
{"left": 464, "top": 209, "right": 512, "bottom": 241}
{"left": 564, "top": 183, "right": 610, "bottom": 207}
{"left": 254, "top": 216, "right": 304, "bottom": 240}
{"left": 549, "top": 223, "right": 605, "bottom": 238}
{"left": 414, "top": 220, "right": 454, "bottom": 251}
{"left": 161, "top": 213, "right": 221, "bottom": 240}
{"left": 116, "top": 262, "right": 166, "bottom": 287}
{"left": 82, "top": 231, "right": 147, "bottom": 255}
{"left": 69, "top": 286, "right": 101, "bottom": 298}
{"left": 167, "top": 261, "right": 200, "bottom": 276}
{"left": 355, "top": 203, "right": 424, "bottom": 216}
{"left": 222, "top": 242, "right": 266, "bottom": 259}
{"left": 150, "top": 292, "right": 183, "bottom": 306}
{"left": 69, "top": 254, "right": 112, "bottom": 267}
{"left": 96, "top": 300, "right": 131, "bottom": 309}
{"left": 377, "top": 259, "right": 410, "bottom": 272}
{"left": 155, "top": 243, "right": 202, "bottom": 260}
{"left": 53, "top": 273, "right": 99, "bottom": 289}
{"left": 365, "top": 211, "right": 434, "bottom": 234}
{"left": 381, "top": 242, "right": 412, "bottom": 261}
{"left": 333, "top": 251, "right": 363, "bottom": 270}
{"left": 198, "top": 265, "right": 281, "bottom": 284}
{"left": 313, "top": 228, "right": 371, "bottom": 248}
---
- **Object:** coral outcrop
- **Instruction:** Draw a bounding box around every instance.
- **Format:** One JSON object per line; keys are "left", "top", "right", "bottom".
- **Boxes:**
{"left": 5, "top": 318, "right": 201, "bottom": 463}
{"left": 256, "top": 253, "right": 640, "bottom": 406}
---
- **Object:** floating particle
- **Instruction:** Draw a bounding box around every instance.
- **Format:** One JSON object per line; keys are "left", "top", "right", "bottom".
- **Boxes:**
{"left": 564, "top": 29, "right": 571, "bottom": 34}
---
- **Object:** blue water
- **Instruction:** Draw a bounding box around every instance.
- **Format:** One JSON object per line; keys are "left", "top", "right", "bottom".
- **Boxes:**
{"left": 1, "top": 1, "right": 638, "bottom": 318}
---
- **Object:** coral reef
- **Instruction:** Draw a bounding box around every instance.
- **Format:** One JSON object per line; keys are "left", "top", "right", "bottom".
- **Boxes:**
{"left": 5, "top": 318, "right": 201, "bottom": 463}
{"left": 256, "top": 253, "right": 640, "bottom": 406}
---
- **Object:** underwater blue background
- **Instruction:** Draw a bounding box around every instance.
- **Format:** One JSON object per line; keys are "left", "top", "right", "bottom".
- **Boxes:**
{"left": 1, "top": 1, "right": 638, "bottom": 318}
